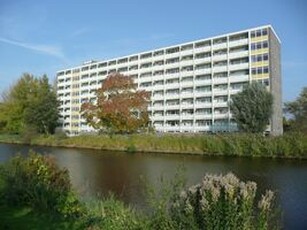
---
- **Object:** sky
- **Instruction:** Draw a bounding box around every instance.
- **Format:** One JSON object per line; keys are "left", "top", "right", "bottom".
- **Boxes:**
{"left": 0, "top": 0, "right": 306, "bottom": 102}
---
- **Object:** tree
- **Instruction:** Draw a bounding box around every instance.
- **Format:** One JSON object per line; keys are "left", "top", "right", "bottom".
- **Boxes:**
{"left": 230, "top": 82, "right": 273, "bottom": 133}
{"left": 284, "top": 87, "right": 307, "bottom": 133}
{"left": 24, "top": 75, "right": 60, "bottom": 134}
{"left": 0, "top": 73, "right": 59, "bottom": 134}
{"left": 81, "top": 73, "right": 150, "bottom": 134}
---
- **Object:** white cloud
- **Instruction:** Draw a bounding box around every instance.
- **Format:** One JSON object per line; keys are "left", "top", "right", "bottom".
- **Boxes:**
{"left": 0, "top": 37, "right": 67, "bottom": 61}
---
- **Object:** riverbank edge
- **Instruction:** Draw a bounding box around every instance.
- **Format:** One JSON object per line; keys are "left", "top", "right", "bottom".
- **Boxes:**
{"left": 0, "top": 133, "right": 306, "bottom": 160}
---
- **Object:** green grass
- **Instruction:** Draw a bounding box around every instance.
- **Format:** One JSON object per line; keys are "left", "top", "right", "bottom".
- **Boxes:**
{"left": 0, "top": 205, "right": 82, "bottom": 230}
{"left": 1, "top": 132, "right": 307, "bottom": 159}
{"left": 0, "top": 133, "right": 23, "bottom": 144}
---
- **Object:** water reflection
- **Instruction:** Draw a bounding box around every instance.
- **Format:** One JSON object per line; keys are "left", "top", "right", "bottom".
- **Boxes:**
{"left": 0, "top": 143, "right": 306, "bottom": 229}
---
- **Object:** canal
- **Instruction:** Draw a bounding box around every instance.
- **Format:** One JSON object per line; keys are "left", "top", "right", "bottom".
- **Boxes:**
{"left": 0, "top": 143, "right": 306, "bottom": 229}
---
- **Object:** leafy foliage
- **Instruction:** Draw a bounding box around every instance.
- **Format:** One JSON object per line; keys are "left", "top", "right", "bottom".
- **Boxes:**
{"left": 230, "top": 82, "right": 273, "bottom": 133}
{"left": 81, "top": 73, "right": 150, "bottom": 134}
{"left": 0, "top": 152, "right": 84, "bottom": 218}
{"left": 0, "top": 73, "right": 59, "bottom": 134}
{"left": 284, "top": 87, "right": 307, "bottom": 133}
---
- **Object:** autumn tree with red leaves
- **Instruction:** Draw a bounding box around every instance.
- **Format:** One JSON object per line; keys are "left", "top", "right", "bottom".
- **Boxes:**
{"left": 81, "top": 73, "right": 150, "bottom": 134}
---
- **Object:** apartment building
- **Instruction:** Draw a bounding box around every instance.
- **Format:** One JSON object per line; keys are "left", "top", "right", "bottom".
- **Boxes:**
{"left": 56, "top": 25, "right": 282, "bottom": 136}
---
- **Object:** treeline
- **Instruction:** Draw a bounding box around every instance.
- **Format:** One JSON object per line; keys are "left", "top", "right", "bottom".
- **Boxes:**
{"left": 0, "top": 73, "right": 59, "bottom": 135}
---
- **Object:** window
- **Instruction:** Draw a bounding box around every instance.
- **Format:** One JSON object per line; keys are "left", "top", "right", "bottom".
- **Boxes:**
{"left": 213, "top": 61, "right": 227, "bottom": 67}
{"left": 196, "top": 74, "right": 211, "bottom": 80}
{"left": 129, "top": 65, "right": 138, "bottom": 70}
{"left": 153, "top": 70, "right": 164, "bottom": 76}
{"left": 166, "top": 99, "right": 179, "bottom": 106}
{"left": 181, "top": 65, "right": 194, "bottom": 71}
{"left": 251, "top": 53, "right": 269, "bottom": 62}
{"left": 195, "top": 52, "right": 211, "bottom": 59}
{"left": 166, "top": 47, "right": 179, "bottom": 54}
{"left": 166, "top": 68, "right": 179, "bottom": 74}
{"left": 213, "top": 37, "right": 227, "bottom": 44}
{"left": 154, "top": 50, "right": 164, "bottom": 56}
{"left": 251, "top": 29, "right": 268, "bottom": 38}
{"left": 230, "top": 57, "right": 248, "bottom": 65}
{"left": 182, "top": 109, "right": 193, "bottom": 115}
{"left": 154, "top": 80, "right": 164, "bottom": 85}
{"left": 81, "top": 66, "right": 89, "bottom": 71}
{"left": 181, "top": 87, "right": 193, "bottom": 93}
{"left": 118, "top": 58, "right": 128, "bottom": 64}
{"left": 154, "top": 60, "right": 164, "bottom": 66}
{"left": 98, "top": 62, "right": 107, "bottom": 68}
{"left": 166, "top": 57, "right": 179, "bottom": 64}
{"left": 195, "top": 63, "right": 211, "bottom": 70}
{"left": 181, "top": 44, "right": 193, "bottom": 51}
{"left": 251, "top": 41, "right": 268, "bottom": 50}
{"left": 195, "top": 40, "right": 211, "bottom": 48}
{"left": 181, "top": 76, "right": 193, "bottom": 82}
{"left": 213, "top": 49, "right": 227, "bottom": 56}
{"left": 140, "top": 62, "right": 152, "bottom": 68}
{"left": 213, "top": 72, "right": 227, "bottom": 78}
{"left": 196, "top": 86, "right": 211, "bottom": 92}
{"left": 129, "top": 56, "right": 138, "bottom": 61}
{"left": 229, "top": 32, "right": 248, "bottom": 41}
{"left": 166, "top": 78, "right": 179, "bottom": 84}
{"left": 229, "top": 45, "right": 248, "bottom": 53}
{"left": 251, "top": 66, "right": 269, "bottom": 75}
{"left": 182, "top": 98, "right": 193, "bottom": 105}
{"left": 108, "top": 60, "right": 116, "bottom": 66}
{"left": 181, "top": 55, "right": 193, "bottom": 61}
{"left": 140, "top": 52, "right": 152, "bottom": 59}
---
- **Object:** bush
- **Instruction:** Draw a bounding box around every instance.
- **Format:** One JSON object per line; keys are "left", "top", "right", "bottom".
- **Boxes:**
{"left": 0, "top": 152, "right": 84, "bottom": 218}
{"left": 171, "top": 173, "right": 279, "bottom": 230}
{"left": 144, "top": 171, "right": 279, "bottom": 230}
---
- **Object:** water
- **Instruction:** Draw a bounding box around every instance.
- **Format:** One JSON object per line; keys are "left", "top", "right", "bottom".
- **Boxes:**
{"left": 0, "top": 143, "right": 306, "bottom": 229}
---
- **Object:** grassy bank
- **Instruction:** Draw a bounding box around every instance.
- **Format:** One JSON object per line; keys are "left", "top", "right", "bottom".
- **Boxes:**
{"left": 0, "top": 153, "right": 280, "bottom": 229}
{"left": 1, "top": 132, "right": 307, "bottom": 159}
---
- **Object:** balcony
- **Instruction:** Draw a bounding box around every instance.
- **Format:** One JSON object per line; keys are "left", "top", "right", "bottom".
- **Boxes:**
{"left": 228, "top": 50, "right": 249, "bottom": 59}
{"left": 194, "top": 57, "right": 211, "bottom": 65}
{"left": 194, "top": 46, "right": 211, "bottom": 53}
{"left": 229, "top": 63, "right": 249, "bottom": 71}
{"left": 212, "top": 54, "right": 227, "bottom": 61}
{"left": 213, "top": 65, "right": 227, "bottom": 73}
{"left": 229, "top": 74, "right": 249, "bottom": 83}
{"left": 229, "top": 38, "right": 248, "bottom": 48}
{"left": 212, "top": 42, "right": 227, "bottom": 50}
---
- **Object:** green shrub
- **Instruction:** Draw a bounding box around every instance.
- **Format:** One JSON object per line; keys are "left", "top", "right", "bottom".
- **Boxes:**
{"left": 0, "top": 152, "right": 84, "bottom": 218}
{"left": 171, "top": 173, "right": 279, "bottom": 230}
